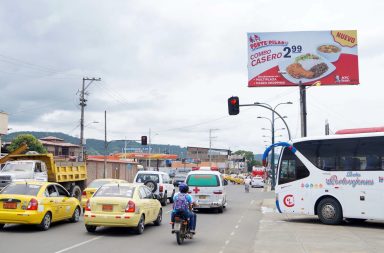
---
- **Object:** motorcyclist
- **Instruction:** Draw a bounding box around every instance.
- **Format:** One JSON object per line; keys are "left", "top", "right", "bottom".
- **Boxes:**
{"left": 171, "top": 183, "right": 197, "bottom": 234}
{"left": 244, "top": 176, "right": 251, "bottom": 192}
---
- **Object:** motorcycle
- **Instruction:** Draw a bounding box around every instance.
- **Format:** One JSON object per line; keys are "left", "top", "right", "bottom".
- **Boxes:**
{"left": 173, "top": 215, "right": 193, "bottom": 245}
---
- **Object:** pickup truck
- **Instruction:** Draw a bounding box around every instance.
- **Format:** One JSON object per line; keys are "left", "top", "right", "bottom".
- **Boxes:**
{"left": 0, "top": 153, "right": 87, "bottom": 200}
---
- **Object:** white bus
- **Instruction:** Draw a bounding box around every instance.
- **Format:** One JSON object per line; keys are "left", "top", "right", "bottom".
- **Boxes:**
{"left": 266, "top": 130, "right": 384, "bottom": 225}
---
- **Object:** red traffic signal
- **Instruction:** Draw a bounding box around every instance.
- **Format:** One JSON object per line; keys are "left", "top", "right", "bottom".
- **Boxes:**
{"left": 228, "top": 96, "right": 239, "bottom": 115}
{"left": 141, "top": 136, "right": 148, "bottom": 145}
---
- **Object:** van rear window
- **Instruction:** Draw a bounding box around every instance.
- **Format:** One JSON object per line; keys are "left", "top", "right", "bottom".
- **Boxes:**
{"left": 186, "top": 174, "right": 219, "bottom": 187}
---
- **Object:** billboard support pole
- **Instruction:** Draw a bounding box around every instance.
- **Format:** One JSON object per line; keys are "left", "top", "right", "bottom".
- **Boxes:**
{"left": 299, "top": 81, "right": 307, "bottom": 137}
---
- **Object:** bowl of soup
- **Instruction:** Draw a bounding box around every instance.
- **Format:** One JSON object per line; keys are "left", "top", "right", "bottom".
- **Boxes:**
{"left": 316, "top": 44, "right": 341, "bottom": 62}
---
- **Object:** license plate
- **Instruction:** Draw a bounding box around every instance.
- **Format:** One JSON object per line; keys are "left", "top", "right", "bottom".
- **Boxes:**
{"left": 174, "top": 223, "right": 181, "bottom": 230}
{"left": 199, "top": 196, "right": 207, "bottom": 199}
{"left": 3, "top": 202, "right": 17, "bottom": 209}
{"left": 102, "top": 205, "right": 113, "bottom": 212}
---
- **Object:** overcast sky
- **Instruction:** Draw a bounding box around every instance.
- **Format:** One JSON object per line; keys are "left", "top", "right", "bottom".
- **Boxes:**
{"left": 1, "top": 0, "right": 383, "bottom": 154}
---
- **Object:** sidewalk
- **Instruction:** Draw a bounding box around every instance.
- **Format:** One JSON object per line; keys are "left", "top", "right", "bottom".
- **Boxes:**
{"left": 255, "top": 198, "right": 384, "bottom": 253}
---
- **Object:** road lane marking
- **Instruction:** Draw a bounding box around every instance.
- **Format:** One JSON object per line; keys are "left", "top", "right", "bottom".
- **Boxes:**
{"left": 225, "top": 240, "right": 230, "bottom": 245}
{"left": 235, "top": 225, "right": 239, "bottom": 229}
{"left": 54, "top": 236, "right": 104, "bottom": 253}
{"left": 230, "top": 231, "right": 235, "bottom": 236}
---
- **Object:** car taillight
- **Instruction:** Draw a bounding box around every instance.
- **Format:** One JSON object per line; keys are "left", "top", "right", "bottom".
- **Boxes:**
{"left": 192, "top": 167, "right": 199, "bottom": 171}
{"left": 211, "top": 167, "right": 219, "bottom": 171}
{"left": 27, "top": 198, "right": 38, "bottom": 210}
{"left": 213, "top": 190, "right": 223, "bottom": 194}
{"left": 125, "top": 200, "right": 135, "bottom": 213}
{"left": 82, "top": 191, "right": 87, "bottom": 196}
{"left": 159, "top": 185, "right": 163, "bottom": 192}
{"left": 85, "top": 199, "right": 91, "bottom": 211}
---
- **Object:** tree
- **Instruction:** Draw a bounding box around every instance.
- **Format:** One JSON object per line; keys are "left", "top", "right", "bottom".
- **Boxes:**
{"left": 234, "top": 150, "right": 257, "bottom": 172}
{"left": 7, "top": 134, "right": 47, "bottom": 154}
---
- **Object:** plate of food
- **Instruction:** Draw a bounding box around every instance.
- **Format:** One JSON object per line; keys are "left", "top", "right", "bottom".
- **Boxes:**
{"left": 278, "top": 53, "right": 336, "bottom": 84}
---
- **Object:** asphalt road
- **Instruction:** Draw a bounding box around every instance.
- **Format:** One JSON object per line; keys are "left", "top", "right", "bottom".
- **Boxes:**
{"left": 0, "top": 184, "right": 274, "bottom": 253}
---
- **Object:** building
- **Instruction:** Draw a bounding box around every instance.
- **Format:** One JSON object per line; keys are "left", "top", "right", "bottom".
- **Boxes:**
{"left": 187, "top": 146, "right": 231, "bottom": 171}
{"left": 39, "top": 136, "right": 80, "bottom": 159}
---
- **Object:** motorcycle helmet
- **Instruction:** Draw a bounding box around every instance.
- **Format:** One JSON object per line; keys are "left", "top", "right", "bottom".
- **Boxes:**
{"left": 179, "top": 183, "right": 189, "bottom": 193}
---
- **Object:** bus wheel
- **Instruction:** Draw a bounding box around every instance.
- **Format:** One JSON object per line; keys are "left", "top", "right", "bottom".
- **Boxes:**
{"left": 317, "top": 198, "right": 343, "bottom": 225}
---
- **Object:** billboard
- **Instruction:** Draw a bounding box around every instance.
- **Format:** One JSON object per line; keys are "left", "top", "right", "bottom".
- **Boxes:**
{"left": 247, "top": 30, "right": 359, "bottom": 87}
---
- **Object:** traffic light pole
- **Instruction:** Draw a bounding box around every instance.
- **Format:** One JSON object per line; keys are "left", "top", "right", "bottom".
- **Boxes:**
{"left": 240, "top": 103, "right": 292, "bottom": 140}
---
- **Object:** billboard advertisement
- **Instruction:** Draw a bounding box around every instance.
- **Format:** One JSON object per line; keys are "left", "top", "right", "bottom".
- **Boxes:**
{"left": 247, "top": 30, "right": 359, "bottom": 87}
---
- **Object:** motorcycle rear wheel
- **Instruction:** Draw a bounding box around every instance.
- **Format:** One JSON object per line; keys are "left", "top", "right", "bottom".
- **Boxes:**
{"left": 176, "top": 231, "right": 184, "bottom": 245}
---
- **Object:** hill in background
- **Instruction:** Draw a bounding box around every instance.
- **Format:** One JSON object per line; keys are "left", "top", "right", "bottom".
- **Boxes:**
{"left": 2, "top": 131, "right": 187, "bottom": 158}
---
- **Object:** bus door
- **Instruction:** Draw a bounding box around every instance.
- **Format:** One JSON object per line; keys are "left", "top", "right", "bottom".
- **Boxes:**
{"left": 276, "top": 147, "right": 310, "bottom": 214}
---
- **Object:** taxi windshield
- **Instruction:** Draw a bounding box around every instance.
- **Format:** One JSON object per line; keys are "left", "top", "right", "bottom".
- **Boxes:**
{"left": 186, "top": 174, "right": 220, "bottom": 187}
{"left": 0, "top": 183, "right": 41, "bottom": 196}
{"left": 93, "top": 185, "right": 135, "bottom": 198}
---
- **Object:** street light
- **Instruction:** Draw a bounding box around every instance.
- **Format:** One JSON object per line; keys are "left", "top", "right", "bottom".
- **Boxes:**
{"left": 255, "top": 101, "right": 292, "bottom": 190}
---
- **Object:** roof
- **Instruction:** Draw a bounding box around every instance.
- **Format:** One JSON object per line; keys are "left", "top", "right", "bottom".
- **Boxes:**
{"left": 87, "top": 156, "right": 138, "bottom": 164}
{"left": 135, "top": 170, "right": 167, "bottom": 175}
{"left": 40, "top": 136, "right": 64, "bottom": 142}
{"left": 291, "top": 132, "right": 384, "bottom": 144}
{"left": 39, "top": 139, "right": 80, "bottom": 148}
{"left": 187, "top": 170, "right": 222, "bottom": 175}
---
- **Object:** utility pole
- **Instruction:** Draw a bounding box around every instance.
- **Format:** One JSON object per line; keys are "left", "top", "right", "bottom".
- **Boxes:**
{"left": 325, "top": 119, "right": 330, "bottom": 135}
{"left": 148, "top": 128, "right": 151, "bottom": 170}
{"left": 209, "top": 129, "right": 219, "bottom": 163}
{"left": 104, "top": 110, "right": 107, "bottom": 178}
{"left": 299, "top": 81, "right": 307, "bottom": 137}
{"left": 79, "top": 77, "right": 101, "bottom": 162}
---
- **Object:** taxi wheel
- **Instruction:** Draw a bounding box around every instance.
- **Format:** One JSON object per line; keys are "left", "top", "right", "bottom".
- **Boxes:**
{"left": 85, "top": 225, "right": 97, "bottom": 233}
{"left": 218, "top": 206, "right": 224, "bottom": 213}
{"left": 0, "top": 224, "right": 4, "bottom": 230}
{"left": 136, "top": 215, "right": 145, "bottom": 234}
{"left": 38, "top": 212, "right": 52, "bottom": 231}
{"left": 154, "top": 209, "right": 162, "bottom": 226}
{"left": 70, "top": 207, "right": 81, "bottom": 223}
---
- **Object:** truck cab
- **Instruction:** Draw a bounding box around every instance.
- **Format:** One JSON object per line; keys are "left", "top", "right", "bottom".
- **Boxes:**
{"left": 0, "top": 160, "right": 48, "bottom": 189}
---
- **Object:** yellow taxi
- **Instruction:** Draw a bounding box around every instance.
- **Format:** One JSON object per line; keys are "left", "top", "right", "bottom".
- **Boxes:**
{"left": 81, "top": 178, "right": 128, "bottom": 210}
{"left": 84, "top": 183, "right": 162, "bottom": 234}
{"left": 0, "top": 181, "right": 81, "bottom": 231}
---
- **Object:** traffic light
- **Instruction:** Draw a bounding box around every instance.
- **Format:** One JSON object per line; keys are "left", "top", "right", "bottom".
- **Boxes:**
{"left": 141, "top": 136, "right": 148, "bottom": 145}
{"left": 228, "top": 96, "right": 239, "bottom": 115}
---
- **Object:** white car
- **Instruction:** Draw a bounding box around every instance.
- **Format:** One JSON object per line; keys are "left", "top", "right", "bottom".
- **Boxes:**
{"left": 185, "top": 167, "right": 227, "bottom": 213}
{"left": 251, "top": 176, "right": 265, "bottom": 188}
{"left": 133, "top": 171, "right": 175, "bottom": 206}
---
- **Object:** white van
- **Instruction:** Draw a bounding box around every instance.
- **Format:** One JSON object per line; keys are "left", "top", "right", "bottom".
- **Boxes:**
{"left": 185, "top": 167, "right": 227, "bottom": 213}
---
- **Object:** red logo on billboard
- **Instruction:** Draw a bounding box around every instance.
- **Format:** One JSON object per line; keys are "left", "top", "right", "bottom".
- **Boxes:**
{"left": 283, "top": 194, "right": 295, "bottom": 207}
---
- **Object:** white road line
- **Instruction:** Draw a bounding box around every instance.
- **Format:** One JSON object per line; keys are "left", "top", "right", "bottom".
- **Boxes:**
{"left": 235, "top": 225, "right": 239, "bottom": 229}
{"left": 225, "top": 240, "right": 230, "bottom": 245}
{"left": 54, "top": 236, "right": 104, "bottom": 253}
{"left": 230, "top": 231, "right": 235, "bottom": 236}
